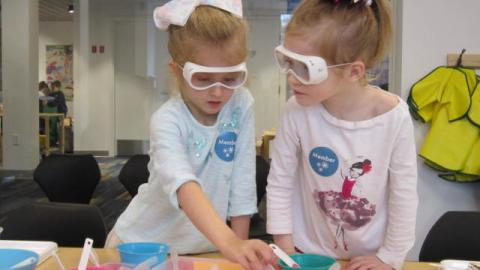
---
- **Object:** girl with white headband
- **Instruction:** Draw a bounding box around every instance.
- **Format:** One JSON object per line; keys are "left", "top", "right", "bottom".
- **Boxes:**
{"left": 108, "top": 1, "right": 274, "bottom": 269}
{"left": 267, "top": 0, "right": 418, "bottom": 269}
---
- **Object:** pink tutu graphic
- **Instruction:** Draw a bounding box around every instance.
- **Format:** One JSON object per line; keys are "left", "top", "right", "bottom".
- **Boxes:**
{"left": 313, "top": 159, "right": 375, "bottom": 251}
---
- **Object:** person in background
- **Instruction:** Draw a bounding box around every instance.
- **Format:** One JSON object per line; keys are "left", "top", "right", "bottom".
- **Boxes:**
{"left": 38, "top": 81, "right": 52, "bottom": 136}
{"left": 38, "top": 81, "right": 50, "bottom": 113}
{"left": 38, "top": 81, "right": 50, "bottom": 97}
{"left": 266, "top": 0, "right": 418, "bottom": 269}
{"left": 48, "top": 80, "right": 67, "bottom": 116}
{"left": 45, "top": 80, "right": 67, "bottom": 146}
{"left": 107, "top": 1, "right": 274, "bottom": 270}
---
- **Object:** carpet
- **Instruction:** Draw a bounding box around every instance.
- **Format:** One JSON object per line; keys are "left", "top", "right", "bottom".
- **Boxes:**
{"left": 0, "top": 157, "right": 131, "bottom": 231}
{"left": 0, "top": 156, "right": 270, "bottom": 241}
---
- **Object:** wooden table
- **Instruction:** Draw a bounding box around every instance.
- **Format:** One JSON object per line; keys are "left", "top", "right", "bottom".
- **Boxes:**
{"left": 0, "top": 112, "right": 66, "bottom": 161}
{"left": 39, "top": 113, "right": 65, "bottom": 155}
{"left": 260, "top": 130, "right": 276, "bottom": 160}
{"left": 37, "top": 248, "right": 437, "bottom": 270}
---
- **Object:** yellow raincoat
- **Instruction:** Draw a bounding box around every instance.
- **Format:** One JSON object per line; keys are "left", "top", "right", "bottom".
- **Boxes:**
{"left": 408, "top": 66, "right": 480, "bottom": 182}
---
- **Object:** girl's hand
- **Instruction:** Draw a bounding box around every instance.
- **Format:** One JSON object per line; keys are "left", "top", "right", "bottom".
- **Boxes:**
{"left": 219, "top": 237, "right": 275, "bottom": 270}
{"left": 344, "top": 256, "right": 393, "bottom": 270}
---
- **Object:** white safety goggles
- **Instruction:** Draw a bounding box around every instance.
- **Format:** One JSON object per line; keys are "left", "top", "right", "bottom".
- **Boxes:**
{"left": 274, "top": 45, "right": 351, "bottom": 85}
{"left": 179, "top": 62, "right": 248, "bottom": 91}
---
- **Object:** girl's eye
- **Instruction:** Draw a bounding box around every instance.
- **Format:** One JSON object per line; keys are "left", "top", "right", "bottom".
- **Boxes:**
{"left": 284, "top": 59, "right": 293, "bottom": 66}
{"left": 222, "top": 78, "right": 236, "bottom": 83}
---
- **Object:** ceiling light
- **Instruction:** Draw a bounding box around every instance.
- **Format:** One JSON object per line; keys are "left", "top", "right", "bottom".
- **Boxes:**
{"left": 68, "top": 4, "right": 74, "bottom": 14}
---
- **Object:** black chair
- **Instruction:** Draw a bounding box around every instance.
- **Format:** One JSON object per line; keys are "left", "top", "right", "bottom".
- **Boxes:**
{"left": 118, "top": 154, "right": 150, "bottom": 196}
{"left": 249, "top": 156, "right": 271, "bottom": 240}
{"left": 0, "top": 202, "right": 107, "bottom": 247}
{"left": 419, "top": 211, "right": 480, "bottom": 262}
{"left": 256, "top": 155, "right": 270, "bottom": 206}
{"left": 33, "top": 154, "right": 101, "bottom": 204}
{"left": 117, "top": 155, "right": 270, "bottom": 201}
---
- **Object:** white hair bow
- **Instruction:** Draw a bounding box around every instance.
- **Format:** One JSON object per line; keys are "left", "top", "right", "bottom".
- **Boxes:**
{"left": 153, "top": 0, "right": 243, "bottom": 31}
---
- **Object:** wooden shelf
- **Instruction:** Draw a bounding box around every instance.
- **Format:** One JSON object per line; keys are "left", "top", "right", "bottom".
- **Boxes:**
{"left": 447, "top": 53, "right": 480, "bottom": 68}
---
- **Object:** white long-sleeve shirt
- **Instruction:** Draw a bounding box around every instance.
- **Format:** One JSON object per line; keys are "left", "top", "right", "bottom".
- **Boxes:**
{"left": 114, "top": 88, "right": 257, "bottom": 254}
{"left": 267, "top": 94, "right": 418, "bottom": 270}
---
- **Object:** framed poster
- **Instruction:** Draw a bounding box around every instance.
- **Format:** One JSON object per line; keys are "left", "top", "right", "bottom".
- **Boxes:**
{"left": 46, "top": 45, "right": 73, "bottom": 101}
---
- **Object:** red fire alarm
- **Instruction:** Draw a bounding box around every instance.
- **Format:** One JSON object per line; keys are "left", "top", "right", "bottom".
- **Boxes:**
{"left": 99, "top": 45, "right": 105, "bottom": 53}
{"left": 91, "top": 45, "right": 97, "bottom": 53}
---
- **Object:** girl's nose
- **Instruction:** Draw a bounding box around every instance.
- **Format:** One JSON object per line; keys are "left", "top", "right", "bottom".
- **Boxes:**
{"left": 287, "top": 73, "right": 303, "bottom": 87}
{"left": 208, "top": 85, "right": 223, "bottom": 97}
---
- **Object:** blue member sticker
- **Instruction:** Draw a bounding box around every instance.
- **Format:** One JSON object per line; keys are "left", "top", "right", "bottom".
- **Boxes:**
{"left": 309, "top": 147, "right": 339, "bottom": 176}
{"left": 215, "top": 132, "right": 237, "bottom": 162}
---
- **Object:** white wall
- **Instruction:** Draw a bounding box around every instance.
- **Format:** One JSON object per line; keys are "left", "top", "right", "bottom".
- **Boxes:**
{"left": 1, "top": 0, "right": 39, "bottom": 170}
{"left": 400, "top": 0, "right": 480, "bottom": 260}
{"left": 247, "top": 15, "right": 286, "bottom": 138}
{"left": 80, "top": 3, "right": 115, "bottom": 155}
{"left": 71, "top": 0, "right": 115, "bottom": 155}
{"left": 114, "top": 19, "right": 169, "bottom": 141}
{"left": 39, "top": 21, "right": 74, "bottom": 117}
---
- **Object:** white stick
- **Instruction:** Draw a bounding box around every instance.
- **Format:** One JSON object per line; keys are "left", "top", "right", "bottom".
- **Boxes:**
{"left": 11, "top": 257, "right": 36, "bottom": 269}
{"left": 269, "top": 244, "right": 300, "bottom": 268}
{"left": 78, "top": 238, "right": 94, "bottom": 270}
{"left": 53, "top": 251, "right": 66, "bottom": 270}
{"left": 428, "top": 263, "right": 467, "bottom": 270}
{"left": 171, "top": 248, "right": 179, "bottom": 270}
{"left": 90, "top": 248, "right": 100, "bottom": 266}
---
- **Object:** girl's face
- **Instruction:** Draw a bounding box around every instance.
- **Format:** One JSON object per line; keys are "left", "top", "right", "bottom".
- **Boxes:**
{"left": 283, "top": 34, "right": 344, "bottom": 107}
{"left": 175, "top": 49, "right": 240, "bottom": 126}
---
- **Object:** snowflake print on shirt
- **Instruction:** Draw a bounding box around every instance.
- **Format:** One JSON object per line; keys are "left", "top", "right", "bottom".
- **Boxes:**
{"left": 214, "top": 107, "right": 241, "bottom": 162}
{"left": 309, "top": 147, "right": 339, "bottom": 177}
{"left": 314, "top": 158, "right": 376, "bottom": 251}
{"left": 215, "top": 131, "right": 237, "bottom": 161}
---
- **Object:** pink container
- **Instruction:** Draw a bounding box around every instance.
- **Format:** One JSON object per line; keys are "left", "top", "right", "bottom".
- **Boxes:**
{"left": 69, "top": 256, "right": 242, "bottom": 270}
{"left": 69, "top": 267, "right": 110, "bottom": 270}
{"left": 69, "top": 264, "right": 135, "bottom": 270}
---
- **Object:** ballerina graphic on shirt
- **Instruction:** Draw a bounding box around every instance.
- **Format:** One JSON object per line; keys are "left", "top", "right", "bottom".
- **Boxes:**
{"left": 314, "top": 158, "right": 376, "bottom": 251}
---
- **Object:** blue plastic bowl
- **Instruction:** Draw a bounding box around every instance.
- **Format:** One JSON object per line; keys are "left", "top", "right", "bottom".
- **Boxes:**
{"left": 117, "top": 242, "right": 169, "bottom": 266}
{"left": 0, "top": 249, "right": 39, "bottom": 270}
{"left": 278, "top": 254, "right": 336, "bottom": 270}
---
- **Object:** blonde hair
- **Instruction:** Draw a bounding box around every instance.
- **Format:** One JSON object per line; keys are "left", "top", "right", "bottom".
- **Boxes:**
{"left": 286, "top": 0, "right": 392, "bottom": 69}
{"left": 168, "top": 6, "right": 248, "bottom": 66}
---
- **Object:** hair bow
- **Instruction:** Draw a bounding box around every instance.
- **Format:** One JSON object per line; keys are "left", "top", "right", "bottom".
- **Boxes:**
{"left": 362, "top": 162, "right": 372, "bottom": 173}
{"left": 153, "top": 0, "right": 243, "bottom": 31}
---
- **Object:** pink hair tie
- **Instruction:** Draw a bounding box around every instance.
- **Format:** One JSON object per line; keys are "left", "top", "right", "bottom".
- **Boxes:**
{"left": 332, "top": 0, "right": 373, "bottom": 6}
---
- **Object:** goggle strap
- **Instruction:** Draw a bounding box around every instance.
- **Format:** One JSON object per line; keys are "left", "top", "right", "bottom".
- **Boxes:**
{"left": 328, "top": 62, "right": 352, "bottom": 68}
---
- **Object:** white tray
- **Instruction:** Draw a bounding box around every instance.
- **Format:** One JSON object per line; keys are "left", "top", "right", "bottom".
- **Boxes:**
{"left": 441, "top": 260, "right": 480, "bottom": 270}
{"left": 0, "top": 240, "right": 58, "bottom": 265}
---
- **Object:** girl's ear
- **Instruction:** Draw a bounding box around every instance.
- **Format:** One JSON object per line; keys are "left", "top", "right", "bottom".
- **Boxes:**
{"left": 344, "top": 60, "right": 365, "bottom": 82}
{"left": 168, "top": 59, "right": 184, "bottom": 82}
{"left": 168, "top": 59, "right": 178, "bottom": 74}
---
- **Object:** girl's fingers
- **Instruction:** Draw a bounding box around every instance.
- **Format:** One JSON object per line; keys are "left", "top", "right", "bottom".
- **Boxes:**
{"left": 236, "top": 255, "right": 252, "bottom": 270}
{"left": 255, "top": 242, "right": 275, "bottom": 264}
{"left": 245, "top": 249, "right": 265, "bottom": 270}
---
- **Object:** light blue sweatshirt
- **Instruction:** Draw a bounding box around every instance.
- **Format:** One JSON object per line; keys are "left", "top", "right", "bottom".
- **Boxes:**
{"left": 114, "top": 88, "right": 257, "bottom": 254}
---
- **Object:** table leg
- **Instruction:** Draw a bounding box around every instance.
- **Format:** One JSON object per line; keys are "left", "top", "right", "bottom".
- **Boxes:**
{"left": 44, "top": 116, "right": 50, "bottom": 156}
{"left": 60, "top": 116, "right": 65, "bottom": 153}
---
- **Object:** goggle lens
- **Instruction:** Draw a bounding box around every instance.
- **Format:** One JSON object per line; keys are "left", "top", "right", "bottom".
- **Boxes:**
{"left": 191, "top": 71, "right": 247, "bottom": 90}
{"left": 181, "top": 62, "right": 248, "bottom": 91}
{"left": 275, "top": 50, "right": 310, "bottom": 82}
